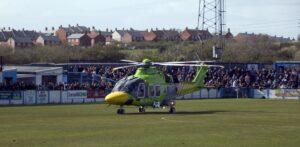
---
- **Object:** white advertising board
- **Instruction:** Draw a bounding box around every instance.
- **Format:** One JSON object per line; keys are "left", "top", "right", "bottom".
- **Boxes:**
{"left": 24, "top": 90, "right": 36, "bottom": 105}
{"left": 67, "top": 91, "right": 87, "bottom": 99}
{"left": 36, "top": 91, "right": 48, "bottom": 104}
{"left": 49, "top": 91, "right": 61, "bottom": 103}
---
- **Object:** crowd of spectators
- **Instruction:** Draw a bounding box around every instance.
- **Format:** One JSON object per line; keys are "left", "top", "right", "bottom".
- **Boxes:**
{"left": 1, "top": 64, "right": 299, "bottom": 91}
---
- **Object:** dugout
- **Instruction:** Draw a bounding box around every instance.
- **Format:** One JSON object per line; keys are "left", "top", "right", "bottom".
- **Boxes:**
{"left": 0, "top": 67, "right": 17, "bottom": 84}
{"left": 4, "top": 66, "right": 63, "bottom": 85}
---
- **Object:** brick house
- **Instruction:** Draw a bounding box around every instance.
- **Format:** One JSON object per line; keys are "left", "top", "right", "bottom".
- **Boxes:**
{"left": 36, "top": 35, "right": 60, "bottom": 46}
{"left": 144, "top": 29, "right": 164, "bottom": 41}
{"left": 122, "top": 29, "right": 146, "bottom": 43}
{"left": 180, "top": 28, "right": 213, "bottom": 41}
{"left": 0, "top": 29, "right": 38, "bottom": 48}
{"left": 7, "top": 37, "right": 33, "bottom": 49}
{"left": 100, "top": 30, "right": 113, "bottom": 44}
{"left": 67, "top": 34, "right": 91, "bottom": 47}
{"left": 224, "top": 28, "right": 233, "bottom": 39}
{"left": 56, "top": 24, "right": 90, "bottom": 42}
{"left": 87, "top": 31, "right": 106, "bottom": 46}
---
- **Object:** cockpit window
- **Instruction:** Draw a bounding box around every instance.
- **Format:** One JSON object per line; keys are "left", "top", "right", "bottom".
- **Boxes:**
{"left": 112, "top": 77, "right": 144, "bottom": 97}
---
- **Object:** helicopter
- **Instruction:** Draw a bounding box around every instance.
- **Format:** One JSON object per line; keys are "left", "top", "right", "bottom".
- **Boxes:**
{"left": 105, "top": 59, "right": 223, "bottom": 114}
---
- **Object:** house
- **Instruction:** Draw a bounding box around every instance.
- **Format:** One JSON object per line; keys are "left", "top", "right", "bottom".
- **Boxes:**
{"left": 23, "top": 30, "right": 40, "bottom": 43}
{"left": 56, "top": 24, "right": 90, "bottom": 42}
{"left": 224, "top": 28, "right": 234, "bottom": 39}
{"left": 7, "top": 37, "right": 33, "bottom": 49}
{"left": 36, "top": 35, "right": 60, "bottom": 46}
{"left": 67, "top": 34, "right": 91, "bottom": 47}
{"left": 112, "top": 29, "right": 128, "bottom": 42}
{"left": 0, "top": 30, "right": 11, "bottom": 46}
{"left": 144, "top": 29, "right": 164, "bottom": 41}
{"left": 100, "top": 29, "right": 113, "bottom": 44}
{"left": 180, "top": 28, "right": 213, "bottom": 41}
{"left": 163, "top": 29, "right": 180, "bottom": 41}
{"left": 0, "top": 29, "right": 41, "bottom": 48}
{"left": 122, "top": 29, "right": 146, "bottom": 43}
{"left": 87, "top": 31, "right": 105, "bottom": 46}
{"left": 44, "top": 27, "right": 56, "bottom": 35}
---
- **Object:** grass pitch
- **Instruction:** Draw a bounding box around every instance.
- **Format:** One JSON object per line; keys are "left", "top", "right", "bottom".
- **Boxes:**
{"left": 0, "top": 99, "right": 300, "bottom": 147}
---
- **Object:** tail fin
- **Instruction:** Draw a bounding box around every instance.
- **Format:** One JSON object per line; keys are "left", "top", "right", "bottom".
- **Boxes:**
{"left": 192, "top": 64, "right": 209, "bottom": 88}
{"left": 178, "top": 64, "right": 208, "bottom": 96}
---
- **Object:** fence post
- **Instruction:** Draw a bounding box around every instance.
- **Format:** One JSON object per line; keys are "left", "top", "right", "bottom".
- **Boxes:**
{"left": 199, "top": 90, "right": 202, "bottom": 99}
{"left": 22, "top": 91, "right": 25, "bottom": 105}
{"left": 60, "top": 90, "right": 62, "bottom": 104}
{"left": 48, "top": 90, "right": 50, "bottom": 104}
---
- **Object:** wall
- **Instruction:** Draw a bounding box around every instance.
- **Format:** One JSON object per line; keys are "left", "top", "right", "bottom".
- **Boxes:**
{"left": 1, "top": 88, "right": 299, "bottom": 106}
{"left": 254, "top": 89, "right": 300, "bottom": 100}
{"left": 0, "top": 90, "right": 105, "bottom": 106}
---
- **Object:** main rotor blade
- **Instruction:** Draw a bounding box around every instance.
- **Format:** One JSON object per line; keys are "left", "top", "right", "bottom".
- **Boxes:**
{"left": 113, "top": 64, "right": 143, "bottom": 71}
{"left": 120, "top": 60, "right": 140, "bottom": 64}
{"left": 154, "top": 63, "right": 224, "bottom": 68}
{"left": 162, "top": 61, "right": 215, "bottom": 64}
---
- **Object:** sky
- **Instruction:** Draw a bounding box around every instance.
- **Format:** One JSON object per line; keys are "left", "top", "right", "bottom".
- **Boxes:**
{"left": 0, "top": 0, "right": 299, "bottom": 38}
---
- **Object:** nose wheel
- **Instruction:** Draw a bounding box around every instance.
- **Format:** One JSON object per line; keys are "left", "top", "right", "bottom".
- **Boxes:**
{"left": 117, "top": 108, "right": 125, "bottom": 114}
{"left": 169, "top": 100, "right": 176, "bottom": 114}
{"left": 138, "top": 106, "right": 145, "bottom": 113}
{"left": 169, "top": 107, "right": 176, "bottom": 114}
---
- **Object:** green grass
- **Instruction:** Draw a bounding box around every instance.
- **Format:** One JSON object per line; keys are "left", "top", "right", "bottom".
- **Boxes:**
{"left": 0, "top": 99, "right": 300, "bottom": 147}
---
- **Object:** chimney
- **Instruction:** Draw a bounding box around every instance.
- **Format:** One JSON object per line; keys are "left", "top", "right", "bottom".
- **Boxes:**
{"left": 22, "top": 28, "right": 25, "bottom": 31}
{"left": 106, "top": 28, "right": 109, "bottom": 32}
{"left": 151, "top": 28, "right": 153, "bottom": 31}
{"left": 228, "top": 28, "right": 230, "bottom": 33}
{"left": 59, "top": 25, "right": 62, "bottom": 28}
{"left": 45, "top": 27, "right": 48, "bottom": 31}
{"left": 77, "top": 24, "right": 79, "bottom": 27}
{"left": 3, "top": 27, "right": 5, "bottom": 30}
{"left": 8, "top": 27, "right": 11, "bottom": 30}
{"left": 156, "top": 28, "right": 158, "bottom": 31}
{"left": 92, "top": 26, "right": 95, "bottom": 30}
{"left": 122, "top": 28, "right": 125, "bottom": 31}
{"left": 68, "top": 24, "right": 71, "bottom": 27}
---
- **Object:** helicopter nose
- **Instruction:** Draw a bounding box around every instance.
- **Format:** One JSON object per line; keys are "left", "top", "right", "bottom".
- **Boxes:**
{"left": 105, "top": 92, "right": 129, "bottom": 104}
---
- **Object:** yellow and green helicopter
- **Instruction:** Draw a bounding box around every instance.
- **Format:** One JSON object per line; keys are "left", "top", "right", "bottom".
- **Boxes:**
{"left": 105, "top": 59, "right": 223, "bottom": 114}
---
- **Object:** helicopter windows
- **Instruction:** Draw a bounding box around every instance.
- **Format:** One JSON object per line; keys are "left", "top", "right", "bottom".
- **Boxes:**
{"left": 138, "top": 83, "right": 145, "bottom": 98}
{"left": 155, "top": 86, "right": 161, "bottom": 97}
{"left": 149, "top": 85, "right": 155, "bottom": 97}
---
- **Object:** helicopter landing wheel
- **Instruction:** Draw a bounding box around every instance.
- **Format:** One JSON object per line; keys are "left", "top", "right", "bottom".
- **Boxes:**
{"left": 169, "top": 107, "right": 176, "bottom": 114}
{"left": 138, "top": 107, "right": 145, "bottom": 113}
{"left": 117, "top": 108, "right": 125, "bottom": 114}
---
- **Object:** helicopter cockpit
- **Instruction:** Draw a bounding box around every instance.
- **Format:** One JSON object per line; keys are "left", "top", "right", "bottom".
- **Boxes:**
{"left": 112, "top": 77, "right": 144, "bottom": 98}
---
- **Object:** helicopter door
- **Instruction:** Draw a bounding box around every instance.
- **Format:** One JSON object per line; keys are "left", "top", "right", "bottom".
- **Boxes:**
{"left": 137, "top": 83, "right": 145, "bottom": 98}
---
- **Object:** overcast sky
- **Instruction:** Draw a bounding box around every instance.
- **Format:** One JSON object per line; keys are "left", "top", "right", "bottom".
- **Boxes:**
{"left": 0, "top": 0, "right": 299, "bottom": 38}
